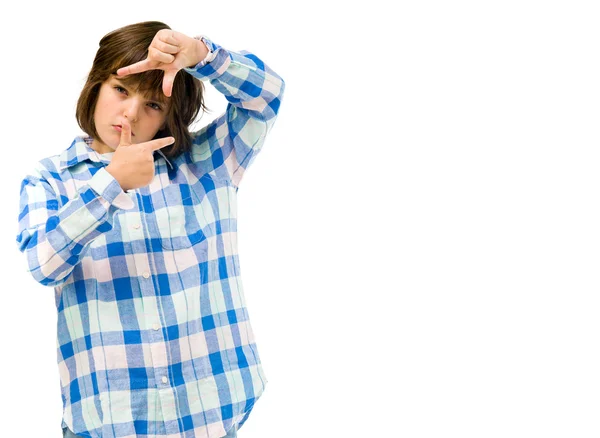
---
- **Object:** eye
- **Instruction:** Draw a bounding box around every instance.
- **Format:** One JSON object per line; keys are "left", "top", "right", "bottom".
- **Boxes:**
{"left": 113, "top": 84, "right": 161, "bottom": 111}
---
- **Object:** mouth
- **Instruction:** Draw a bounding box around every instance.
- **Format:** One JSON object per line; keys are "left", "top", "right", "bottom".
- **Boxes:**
{"left": 113, "top": 125, "right": 135, "bottom": 136}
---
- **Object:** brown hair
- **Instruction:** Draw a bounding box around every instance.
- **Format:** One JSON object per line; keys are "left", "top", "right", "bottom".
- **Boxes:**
{"left": 76, "top": 21, "right": 211, "bottom": 160}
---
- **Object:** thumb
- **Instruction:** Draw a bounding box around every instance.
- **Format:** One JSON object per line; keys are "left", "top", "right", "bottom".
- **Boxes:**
{"left": 163, "top": 70, "right": 177, "bottom": 97}
{"left": 119, "top": 118, "right": 133, "bottom": 146}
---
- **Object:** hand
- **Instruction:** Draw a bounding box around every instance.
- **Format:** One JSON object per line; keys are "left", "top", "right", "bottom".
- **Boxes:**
{"left": 116, "top": 29, "right": 206, "bottom": 97}
{"left": 106, "top": 118, "right": 175, "bottom": 192}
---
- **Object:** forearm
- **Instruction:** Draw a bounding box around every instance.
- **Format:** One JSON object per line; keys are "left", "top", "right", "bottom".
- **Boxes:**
{"left": 185, "top": 41, "right": 284, "bottom": 121}
{"left": 17, "top": 167, "right": 134, "bottom": 286}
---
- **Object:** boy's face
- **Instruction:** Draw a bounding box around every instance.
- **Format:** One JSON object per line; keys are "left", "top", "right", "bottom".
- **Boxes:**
{"left": 91, "top": 75, "right": 171, "bottom": 154}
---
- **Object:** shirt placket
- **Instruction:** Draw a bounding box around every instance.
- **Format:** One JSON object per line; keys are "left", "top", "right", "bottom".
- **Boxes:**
{"left": 125, "top": 191, "right": 181, "bottom": 437}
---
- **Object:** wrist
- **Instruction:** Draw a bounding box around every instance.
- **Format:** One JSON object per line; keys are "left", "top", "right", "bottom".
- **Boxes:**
{"left": 186, "top": 36, "right": 214, "bottom": 68}
{"left": 106, "top": 165, "right": 128, "bottom": 192}
{"left": 187, "top": 37, "right": 210, "bottom": 68}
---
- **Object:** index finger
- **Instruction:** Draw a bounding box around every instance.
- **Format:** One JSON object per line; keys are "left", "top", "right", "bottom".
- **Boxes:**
{"left": 145, "top": 136, "right": 175, "bottom": 152}
{"left": 116, "top": 58, "right": 154, "bottom": 77}
{"left": 119, "top": 118, "right": 133, "bottom": 146}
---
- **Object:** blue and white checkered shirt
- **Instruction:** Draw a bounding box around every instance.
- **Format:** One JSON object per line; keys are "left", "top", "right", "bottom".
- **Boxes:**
{"left": 16, "top": 35, "right": 284, "bottom": 438}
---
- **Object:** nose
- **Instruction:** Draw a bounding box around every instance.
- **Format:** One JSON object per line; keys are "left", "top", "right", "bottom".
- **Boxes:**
{"left": 123, "top": 98, "right": 142, "bottom": 123}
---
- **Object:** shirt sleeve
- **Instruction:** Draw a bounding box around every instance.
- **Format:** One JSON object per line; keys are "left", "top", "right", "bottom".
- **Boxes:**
{"left": 182, "top": 36, "right": 285, "bottom": 188}
{"left": 15, "top": 165, "right": 134, "bottom": 287}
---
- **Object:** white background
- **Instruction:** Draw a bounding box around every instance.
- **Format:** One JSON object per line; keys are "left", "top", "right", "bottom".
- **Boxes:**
{"left": 2, "top": 0, "right": 600, "bottom": 437}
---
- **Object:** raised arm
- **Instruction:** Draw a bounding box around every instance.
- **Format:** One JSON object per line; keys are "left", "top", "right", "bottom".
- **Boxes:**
{"left": 183, "top": 36, "right": 285, "bottom": 188}
{"left": 116, "top": 30, "right": 285, "bottom": 188}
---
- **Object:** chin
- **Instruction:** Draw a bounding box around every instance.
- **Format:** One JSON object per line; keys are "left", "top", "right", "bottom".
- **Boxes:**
{"left": 96, "top": 135, "right": 118, "bottom": 152}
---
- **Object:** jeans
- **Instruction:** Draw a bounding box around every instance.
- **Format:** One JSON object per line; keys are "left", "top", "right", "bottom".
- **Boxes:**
{"left": 62, "top": 422, "right": 239, "bottom": 437}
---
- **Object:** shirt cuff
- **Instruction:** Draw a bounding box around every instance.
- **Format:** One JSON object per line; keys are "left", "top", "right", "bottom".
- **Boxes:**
{"left": 88, "top": 167, "right": 135, "bottom": 210}
{"left": 183, "top": 35, "right": 230, "bottom": 80}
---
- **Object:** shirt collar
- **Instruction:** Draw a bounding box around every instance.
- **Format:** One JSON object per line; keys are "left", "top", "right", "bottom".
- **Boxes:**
{"left": 58, "top": 135, "right": 174, "bottom": 172}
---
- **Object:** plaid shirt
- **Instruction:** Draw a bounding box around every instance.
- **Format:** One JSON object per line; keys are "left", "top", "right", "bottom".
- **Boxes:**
{"left": 16, "top": 35, "right": 284, "bottom": 438}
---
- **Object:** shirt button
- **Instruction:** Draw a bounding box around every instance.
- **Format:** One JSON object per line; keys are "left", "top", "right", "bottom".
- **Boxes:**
{"left": 162, "top": 376, "right": 168, "bottom": 384}
{"left": 153, "top": 324, "right": 160, "bottom": 331}
{"left": 133, "top": 224, "right": 140, "bottom": 229}
{"left": 143, "top": 272, "right": 150, "bottom": 278}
